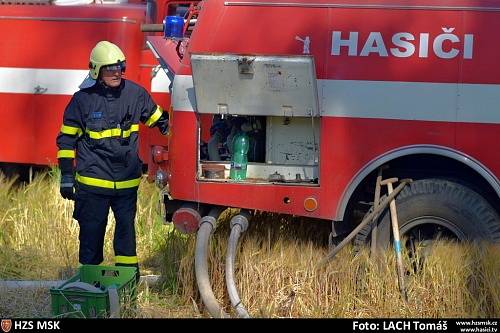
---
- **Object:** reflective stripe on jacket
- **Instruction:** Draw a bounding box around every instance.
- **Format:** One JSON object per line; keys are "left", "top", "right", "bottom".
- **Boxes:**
{"left": 56, "top": 79, "right": 163, "bottom": 195}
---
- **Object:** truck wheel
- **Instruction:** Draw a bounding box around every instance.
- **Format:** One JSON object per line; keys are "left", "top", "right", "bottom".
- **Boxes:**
{"left": 354, "top": 179, "right": 500, "bottom": 250}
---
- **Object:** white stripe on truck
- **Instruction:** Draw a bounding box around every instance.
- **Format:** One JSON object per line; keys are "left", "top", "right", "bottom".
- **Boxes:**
{"left": 0, "top": 67, "right": 88, "bottom": 95}
{"left": 173, "top": 74, "right": 500, "bottom": 124}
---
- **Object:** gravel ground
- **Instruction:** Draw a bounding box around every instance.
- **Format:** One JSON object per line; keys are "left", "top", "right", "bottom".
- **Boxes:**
{"left": 0, "top": 287, "right": 52, "bottom": 318}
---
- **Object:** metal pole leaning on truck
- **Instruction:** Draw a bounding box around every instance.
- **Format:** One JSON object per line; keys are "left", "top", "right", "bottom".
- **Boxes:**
{"left": 318, "top": 178, "right": 412, "bottom": 267}
{"left": 381, "top": 177, "right": 409, "bottom": 302}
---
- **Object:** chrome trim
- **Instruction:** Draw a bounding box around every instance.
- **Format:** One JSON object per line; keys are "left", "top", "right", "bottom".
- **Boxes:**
{"left": 224, "top": 2, "right": 500, "bottom": 12}
{"left": 0, "top": 16, "right": 137, "bottom": 23}
{"left": 335, "top": 145, "right": 500, "bottom": 221}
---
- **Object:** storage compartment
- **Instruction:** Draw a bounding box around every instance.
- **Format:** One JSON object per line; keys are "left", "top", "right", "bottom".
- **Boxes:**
{"left": 193, "top": 53, "right": 320, "bottom": 185}
{"left": 199, "top": 114, "right": 320, "bottom": 185}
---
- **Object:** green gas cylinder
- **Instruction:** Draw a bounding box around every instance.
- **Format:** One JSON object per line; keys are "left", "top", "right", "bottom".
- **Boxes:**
{"left": 230, "top": 132, "right": 249, "bottom": 180}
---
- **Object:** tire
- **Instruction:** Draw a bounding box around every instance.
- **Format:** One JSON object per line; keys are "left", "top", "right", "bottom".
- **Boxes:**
{"left": 354, "top": 179, "right": 500, "bottom": 249}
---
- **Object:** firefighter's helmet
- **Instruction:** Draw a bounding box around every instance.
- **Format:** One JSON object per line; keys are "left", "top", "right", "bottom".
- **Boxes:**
{"left": 89, "top": 41, "right": 126, "bottom": 79}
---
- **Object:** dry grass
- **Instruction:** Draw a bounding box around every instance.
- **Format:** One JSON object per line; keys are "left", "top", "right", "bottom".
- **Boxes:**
{"left": 0, "top": 170, "right": 168, "bottom": 280}
{"left": 0, "top": 170, "right": 182, "bottom": 318}
{"left": 177, "top": 213, "right": 500, "bottom": 318}
{"left": 0, "top": 171, "right": 499, "bottom": 318}
{"left": 0, "top": 171, "right": 79, "bottom": 280}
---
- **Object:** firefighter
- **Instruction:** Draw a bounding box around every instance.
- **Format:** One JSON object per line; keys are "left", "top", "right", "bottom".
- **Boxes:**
{"left": 56, "top": 41, "right": 168, "bottom": 281}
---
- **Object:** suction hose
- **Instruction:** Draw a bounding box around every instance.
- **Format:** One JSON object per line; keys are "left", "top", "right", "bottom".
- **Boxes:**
{"left": 194, "top": 206, "right": 229, "bottom": 318}
{"left": 226, "top": 210, "right": 252, "bottom": 318}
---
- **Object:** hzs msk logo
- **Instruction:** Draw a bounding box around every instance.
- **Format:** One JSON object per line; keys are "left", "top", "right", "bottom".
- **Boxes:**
{"left": 1, "top": 319, "right": 12, "bottom": 333}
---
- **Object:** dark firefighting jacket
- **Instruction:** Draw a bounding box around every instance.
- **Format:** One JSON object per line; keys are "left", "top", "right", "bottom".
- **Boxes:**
{"left": 56, "top": 79, "right": 166, "bottom": 195}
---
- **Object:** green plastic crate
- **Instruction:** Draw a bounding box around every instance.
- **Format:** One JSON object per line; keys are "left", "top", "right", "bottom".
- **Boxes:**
{"left": 50, "top": 265, "right": 137, "bottom": 318}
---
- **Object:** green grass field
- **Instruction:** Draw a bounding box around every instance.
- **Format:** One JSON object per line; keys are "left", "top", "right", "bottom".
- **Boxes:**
{"left": 0, "top": 171, "right": 498, "bottom": 318}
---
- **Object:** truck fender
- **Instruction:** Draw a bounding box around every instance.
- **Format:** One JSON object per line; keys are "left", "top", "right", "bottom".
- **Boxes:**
{"left": 334, "top": 144, "right": 500, "bottom": 221}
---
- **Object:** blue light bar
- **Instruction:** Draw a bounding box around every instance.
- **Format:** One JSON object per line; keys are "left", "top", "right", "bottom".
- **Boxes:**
{"left": 163, "top": 16, "right": 184, "bottom": 39}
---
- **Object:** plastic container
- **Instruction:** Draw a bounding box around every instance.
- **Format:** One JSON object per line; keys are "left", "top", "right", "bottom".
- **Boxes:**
{"left": 50, "top": 265, "right": 137, "bottom": 318}
{"left": 230, "top": 132, "right": 249, "bottom": 180}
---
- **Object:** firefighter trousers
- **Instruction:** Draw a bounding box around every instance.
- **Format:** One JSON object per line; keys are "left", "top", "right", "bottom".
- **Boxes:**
{"left": 73, "top": 188, "right": 139, "bottom": 277}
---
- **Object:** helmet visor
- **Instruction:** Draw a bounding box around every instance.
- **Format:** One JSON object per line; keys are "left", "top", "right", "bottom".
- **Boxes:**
{"left": 102, "top": 61, "right": 126, "bottom": 73}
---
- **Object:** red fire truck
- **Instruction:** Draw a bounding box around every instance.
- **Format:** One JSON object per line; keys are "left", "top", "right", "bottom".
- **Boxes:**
{"left": 148, "top": 0, "right": 500, "bottom": 317}
{"left": 147, "top": 0, "right": 500, "bottom": 240}
{"left": 144, "top": 0, "right": 500, "bottom": 316}
{"left": 0, "top": 0, "right": 180, "bottom": 177}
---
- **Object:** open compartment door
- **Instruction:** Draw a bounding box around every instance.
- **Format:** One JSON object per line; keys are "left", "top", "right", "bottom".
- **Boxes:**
{"left": 191, "top": 54, "right": 319, "bottom": 117}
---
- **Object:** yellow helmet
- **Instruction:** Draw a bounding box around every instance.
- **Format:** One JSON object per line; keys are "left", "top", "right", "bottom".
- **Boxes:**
{"left": 89, "top": 41, "right": 126, "bottom": 79}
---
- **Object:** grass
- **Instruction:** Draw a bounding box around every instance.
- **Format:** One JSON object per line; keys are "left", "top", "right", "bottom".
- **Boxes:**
{"left": 0, "top": 171, "right": 499, "bottom": 318}
{"left": 177, "top": 216, "right": 500, "bottom": 318}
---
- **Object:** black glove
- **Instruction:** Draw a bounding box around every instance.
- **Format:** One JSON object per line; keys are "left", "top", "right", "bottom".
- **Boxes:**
{"left": 156, "top": 113, "right": 169, "bottom": 135}
{"left": 60, "top": 174, "right": 75, "bottom": 201}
